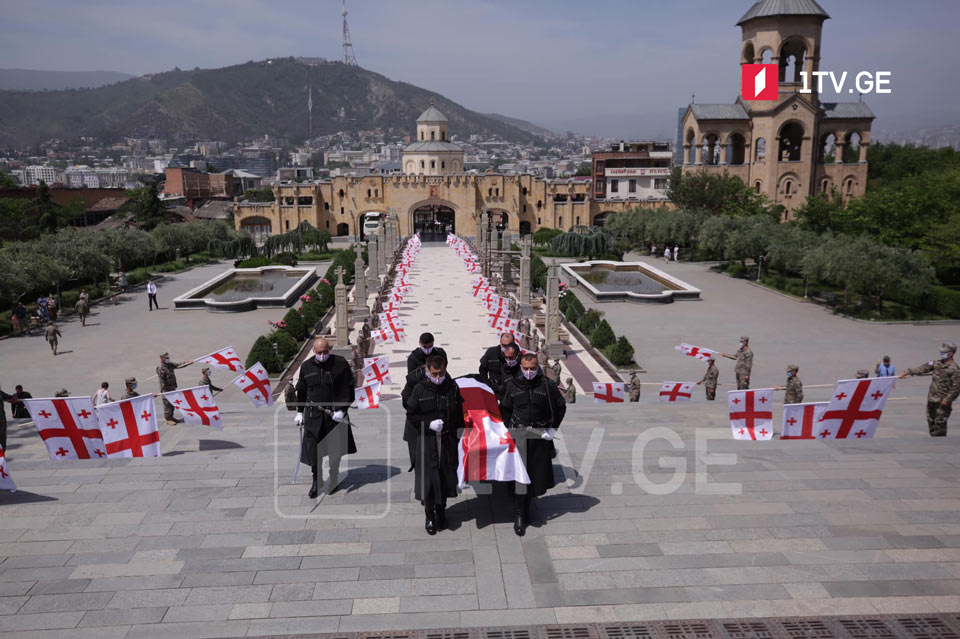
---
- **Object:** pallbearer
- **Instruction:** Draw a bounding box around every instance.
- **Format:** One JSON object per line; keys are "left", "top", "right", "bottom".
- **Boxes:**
{"left": 479, "top": 332, "right": 516, "bottom": 397}
{"left": 407, "top": 332, "right": 448, "bottom": 373}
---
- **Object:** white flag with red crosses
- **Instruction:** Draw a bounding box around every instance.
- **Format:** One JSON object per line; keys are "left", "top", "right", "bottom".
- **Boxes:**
{"left": 195, "top": 346, "right": 244, "bottom": 372}
{"left": 0, "top": 445, "right": 15, "bottom": 492}
{"left": 362, "top": 359, "right": 392, "bottom": 386}
{"left": 355, "top": 382, "right": 381, "bottom": 409}
{"left": 817, "top": 377, "right": 896, "bottom": 439}
{"left": 161, "top": 386, "right": 222, "bottom": 429}
{"left": 232, "top": 362, "right": 274, "bottom": 407}
{"left": 456, "top": 377, "right": 530, "bottom": 488}
{"left": 372, "top": 328, "right": 396, "bottom": 345}
{"left": 782, "top": 402, "right": 828, "bottom": 439}
{"left": 378, "top": 311, "right": 400, "bottom": 325}
{"left": 674, "top": 343, "right": 718, "bottom": 362}
{"left": 23, "top": 396, "right": 106, "bottom": 461}
{"left": 364, "top": 355, "right": 389, "bottom": 370}
{"left": 95, "top": 395, "right": 162, "bottom": 458}
{"left": 592, "top": 382, "right": 626, "bottom": 403}
{"left": 659, "top": 382, "right": 694, "bottom": 402}
{"left": 728, "top": 389, "right": 775, "bottom": 440}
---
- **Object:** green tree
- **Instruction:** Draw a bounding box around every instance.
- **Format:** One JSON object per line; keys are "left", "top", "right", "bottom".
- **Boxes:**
{"left": 605, "top": 336, "right": 635, "bottom": 366}
{"left": 281, "top": 308, "right": 308, "bottom": 341}
{"left": 794, "top": 189, "right": 845, "bottom": 234}
{"left": 532, "top": 227, "right": 563, "bottom": 246}
{"left": 124, "top": 184, "right": 165, "bottom": 229}
{"left": 666, "top": 167, "right": 775, "bottom": 218}
{"left": 243, "top": 187, "right": 275, "bottom": 203}
{"left": 574, "top": 162, "right": 592, "bottom": 176}
{"left": 0, "top": 171, "right": 19, "bottom": 188}
{"left": 590, "top": 319, "right": 616, "bottom": 350}
{"left": 549, "top": 227, "right": 614, "bottom": 260}
{"left": 246, "top": 335, "right": 281, "bottom": 373}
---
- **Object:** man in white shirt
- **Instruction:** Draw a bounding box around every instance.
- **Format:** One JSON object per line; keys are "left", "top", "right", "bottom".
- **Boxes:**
{"left": 93, "top": 381, "right": 113, "bottom": 406}
{"left": 147, "top": 280, "right": 159, "bottom": 311}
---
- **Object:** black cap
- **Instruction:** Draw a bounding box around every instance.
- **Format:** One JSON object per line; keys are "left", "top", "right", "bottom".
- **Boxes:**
{"left": 419, "top": 332, "right": 434, "bottom": 345}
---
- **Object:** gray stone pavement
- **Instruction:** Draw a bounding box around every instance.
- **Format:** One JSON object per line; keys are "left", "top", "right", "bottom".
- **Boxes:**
{"left": 3, "top": 247, "right": 960, "bottom": 636}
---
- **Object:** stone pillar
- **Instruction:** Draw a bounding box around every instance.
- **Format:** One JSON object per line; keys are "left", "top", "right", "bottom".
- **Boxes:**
{"left": 501, "top": 228, "right": 513, "bottom": 287}
{"left": 519, "top": 234, "right": 533, "bottom": 316}
{"left": 353, "top": 244, "right": 368, "bottom": 321}
{"left": 476, "top": 212, "right": 484, "bottom": 250}
{"left": 333, "top": 266, "right": 351, "bottom": 357}
{"left": 377, "top": 230, "right": 386, "bottom": 274}
{"left": 368, "top": 235, "right": 380, "bottom": 289}
{"left": 545, "top": 263, "right": 565, "bottom": 361}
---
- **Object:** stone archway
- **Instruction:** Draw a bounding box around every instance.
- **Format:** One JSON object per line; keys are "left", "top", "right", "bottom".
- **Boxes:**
{"left": 409, "top": 199, "right": 458, "bottom": 241}
{"left": 240, "top": 216, "right": 272, "bottom": 245}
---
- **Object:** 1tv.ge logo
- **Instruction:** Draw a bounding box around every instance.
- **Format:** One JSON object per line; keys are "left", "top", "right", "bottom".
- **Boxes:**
{"left": 742, "top": 64, "right": 891, "bottom": 100}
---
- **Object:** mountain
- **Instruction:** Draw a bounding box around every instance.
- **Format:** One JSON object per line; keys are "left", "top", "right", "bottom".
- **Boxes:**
{"left": 0, "top": 58, "right": 540, "bottom": 147}
{"left": 484, "top": 112, "right": 555, "bottom": 137}
{"left": 539, "top": 111, "right": 681, "bottom": 141}
{"left": 0, "top": 68, "right": 133, "bottom": 91}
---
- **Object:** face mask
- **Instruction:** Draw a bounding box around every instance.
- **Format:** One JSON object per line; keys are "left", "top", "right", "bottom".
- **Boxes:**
{"left": 505, "top": 358, "right": 518, "bottom": 367}
{"left": 739, "top": 342, "right": 745, "bottom": 348}
{"left": 131, "top": 384, "right": 138, "bottom": 391}
{"left": 428, "top": 374, "right": 445, "bottom": 385}
{"left": 315, "top": 353, "right": 329, "bottom": 363}
{"left": 420, "top": 346, "right": 433, "bottom": 354}
{"left": 786, "top": 372, "right": 791, "bottom": 379}
{"left": 940, "top": 352, "right": 949, "bottom": 360}
{"left": 521, "top": 368, "right": 538, "bottom": 380}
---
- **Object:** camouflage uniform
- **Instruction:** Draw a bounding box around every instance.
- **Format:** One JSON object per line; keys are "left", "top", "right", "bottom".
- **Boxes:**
{"left": 784, "top": 365, "right": 803, "bottom": 404}
{"left": 157, "top": 353, "right": 183, "bottom": 423}
{"left": 699, "top": 361, "right": 719, "bottom": 400}
{"left": 855, "top": 369, "right": 870, "bottom": 379}
{"left": 44, "top": 324, "right": 62, "bottom": 355}
{"left": 905, "top": 344, "right": 960, "bottom": 437}
{"left": 550, "top": 360, "right": 562, "bottom": 382}
{"left": 563, "top": 379, "right": 576, "bottom": 404}
{"left": 75, "top": 299, "right": 89, "bottom": 326}
{"left": 199, "top": 371, "right": 223, "bottom": 394}
{"left": 734, "top": 339, "right": 753, "bottom": 390}
{"left": 629, "top": 373, "right": 641, "bottom": 402}
{"left": 120, "top": 376, "right": 140, "bottom": 400}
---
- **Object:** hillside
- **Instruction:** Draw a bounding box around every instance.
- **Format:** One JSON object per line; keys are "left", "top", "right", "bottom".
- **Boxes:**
{"left": 0, "top": 58, "right": 539, "bottom": 147}
{"left": 0, "top": 68, "right": 134, "bottom": 91}
{"left": 484, "top": 112, "right": 555, "bottom": 138}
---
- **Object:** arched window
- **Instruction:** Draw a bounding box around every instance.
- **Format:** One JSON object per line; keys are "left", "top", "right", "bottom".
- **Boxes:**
{"left": 742, "top": 42, "right": 755, "bottom": 65}
{"left": 430, "top": 131, "right": 435, "bottom": 141}
{"left": 755, "top": 181, "right": 762, "bottom": 193}
{"left": 338, "top": 189, "right": 344, "bottom": 198}
{"left": 845, "top": 178, "right": 856, "bottom": 195}
{"left": 821, "top": 179, "right": 830, "bottom": 193}
{"left": 755, "top": 137, "right": 766, "bottom": 161}
{"left": 778, "top": 122, "right": 804, "bottom": 162}
{"left": 686, "top": 129, "right": 696, "bottom": 164}
{"left": 703, "top": 134, "right": 721, "bottom": 165}
{"left": 843, "top": 132, "right": 862, "bottom": 163}
{"left": 760, "top": 49, "right": 773, "bottom": 64}
{"left": 441, "top": 161, "right": 445, "bottom": 170}
{"left": 442, "top": 131, "right": 446, "bottom": 141}
{"left": 727, "top": 134, "right": 746, "bottom": 165}
{"left": 784, "top": 180, "right": 793, "bottom": 196}
{"left": 420, "top": 160, "right": 425, "bottom": 170}
{"left": 537, "top": 200, "right": 542, "bottom": 209}
{"left": 779, "top": 40, "right": 807, "bottom": 84}
{"left": 819, "top": 133, "right": 837, "bottom": 163}
{"left": 430, "top": 160, "right": 435, "bottom": 169}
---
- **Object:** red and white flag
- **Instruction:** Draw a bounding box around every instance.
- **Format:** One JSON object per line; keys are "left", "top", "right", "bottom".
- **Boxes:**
{"left": 378, "top": 311, "right": 399, "bottom": 325}
{"left": 232, "top": 362, "right": 274, "bottom": 407}
{"left": 362, "top": 358, "right": 392, "bottom": 385}
{"left": 196, "top": 346, "right": 244, "bottom": 372}
{"left": 23, "top": 396, "right": 106, "bottom": 461}
{"left": 659, "top": 382, "right": 694, "bottom": 402}
{"left": 674, "top": 343, "right": 717, "bottom": 362}
{"left": 383, "top": 301, "right": 400, "bottom": 313}
{"left": 364, "top": 355, "right": 389, "bottom": 370}
{"left": 782, "top": 401, "right": 828, "bottom": 440}
{"left": 592, "top": 382, "right": 626, "bottom": 403}
{"left": 817, "top": 377, "right": 896, "bottom": 439}
{"left": 455, "top": 377, "right": 531, "bottom": 488}
{"left": 372, "top": 328, "right": 396, "bottom": 345}
{"left": 491, "top": 316, "right": 520, "bottom": 333}
{"left": 95, "top": 395, "right": 162, "bottom": 458}
{"left": 0, "top": 445, "right": 15, "bottom": 492}
{"left": 356, "top": 382, "right": 381, "bottom": 409}
{"left": 382, "top": 322, "right": 405, "bottom": 342}
{"left": 728, "top": 388, "right": 775, "bottom": 440}
{"left": 161, "top": 386, "right": 222, "bottom": 430}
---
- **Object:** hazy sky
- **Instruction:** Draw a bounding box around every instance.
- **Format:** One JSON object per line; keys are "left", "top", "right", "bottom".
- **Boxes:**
{"left": 2, "top": 0, "right": 958, "bottom": 135}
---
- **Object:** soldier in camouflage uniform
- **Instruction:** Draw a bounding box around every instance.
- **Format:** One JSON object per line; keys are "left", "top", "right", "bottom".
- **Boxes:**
{"left": 697, "top": 357, "right": 719, "bottom": 400}
{"left": 549, "top": 359, "right": 563, "bottom": 383}
{"left": 563, "top": 377, "right": 576, "bottom": 404}
{"left": 900, "top": 343, "right": 960, "bottom": 437}
{"left": 199, "top": 367, "right": 223, "bottom": 394}
{"left": 855, "top": 369, "right": 870, "bottom": 379}
{"left": 722, "top": 336, "right": 753, "bottom": 390}
{"left": 157, "top": 352, "right": 192, "bottom": 424}
{"left": 121, "top": 377, "right": 139, "bottom": 400}
{"left": 629, "top": 371, "right": 641, "bottom": 402}
{"left": 778, "top": 364, "right": 803, "bottom": 404}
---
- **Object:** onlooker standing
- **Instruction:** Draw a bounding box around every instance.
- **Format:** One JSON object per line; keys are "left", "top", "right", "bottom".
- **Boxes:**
{"left": 12, "top": 385, "right": 32, "bottom": 419}
{"left": 79, "top": 289, "right": 89, "bottom": 305}
{"left": 11, "top": 302, "right": 25, "bottom": 335}
{"left": 876, "top": 356, "right": 896, "bottom": 377}
{"left": 663, "top": 246, "right": 671, "bottom": 261}
{"left": 650, "top": 243, "right": 657, "bottom": 257}
{"left": 147, "top": 280, "right": 159, "bottom": 311}
{"left": 93, "top": 382, "right": 113, "bottom": 406}
{"left": 118, "top": 271, "right": 128, "bottom": 292}
{"left": 673, "top": 244, "right": 680, "bottom": 262}
{"left": 75, "top": 297, "right": 89, "bottom": 326}
{"left": 47, "top": 294, "right": 58, "bottom": 321}
{"left": 44, "top": 323, "right": 62, "bottom": 356}
{"left": 0, "top": 382, "right": 21, "bottom": 451}
{"left": 37, "top": 295, "right": 49, "bottom": 323}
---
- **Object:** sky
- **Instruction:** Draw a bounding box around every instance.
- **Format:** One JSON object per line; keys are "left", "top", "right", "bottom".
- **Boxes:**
{"left": 2, "top": 0, "right": 958, "bottom": 137}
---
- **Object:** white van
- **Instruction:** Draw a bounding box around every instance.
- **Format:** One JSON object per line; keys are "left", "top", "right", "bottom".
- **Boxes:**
{"left": 363, "top": 213, "right": 381, "bottom": 236}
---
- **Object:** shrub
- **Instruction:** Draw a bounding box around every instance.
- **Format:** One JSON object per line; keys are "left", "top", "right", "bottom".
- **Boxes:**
{"left": 567, "top": 293, "right": 586, "bottom": 317}
{"left": 271, "top": 252, "right": 298, "bottom": 266}
{"left": 564, "top": 305, "right": 579, "bottom": 323}
{"left": 577, "top": 308, "right": 602, "bottom": 335}
{"left": 156, "top": 260, "right": 186, "bottom": 272}
{"left": 726, "top": 263, "right": 747, "bottom": 278}
{"left": 246, "top": 335, "right": 281, "bottom": 373}
{"left": 281, "top": 308, "right": 308, "bottom": 340}
{"left": 301, "top": 297, "right": 325, "bottom": 327}
{"left": 531, "top": 255, "right": 547, "bottom": 291}
{"left": 533, "top": 227, "right": 563, "bottom": 245}
{"left": 590, "top": 319, "right": 616, "bottom": 350}
{"left": 237, "top": 256, "right": 270, "bottom": 268}
{"left": 605, "top": 336, "right": 636, "bottom": 366}
{"left": 272, "top": 330, "right": 299, "bottom": 362}
{"left": 920, "top": 285, "right": 960, "bottom": 319}
{"left": 126, "top": 268, "right": 150, "bottom": 286}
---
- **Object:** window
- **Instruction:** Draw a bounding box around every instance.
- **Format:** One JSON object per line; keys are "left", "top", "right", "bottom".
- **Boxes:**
{"left": 629, "top": 179, "right": 636, "bottom": 193}
{"left": 610, "top": 180, "right": 619, "bottom": 193}
{"left": 558, "top": 217, "right": 563, "bottom": 227}
{"left": 576, "top": 216, "right": 580, "bottom": 225}
{"left": 654, "top": 178, "right": 667, "bottom": 190}
{"left": 285, "top": 220, "right": 290, "bottom": 230}
{"left": 488, "top": 188, "right": 493, "bottom": 197}
{"left": 523, "top": 204, "right": 527, "bottom": 213}
{"left": 420, "top": 132, "right": 423, "bottom": 140}
{"left": 340, "top": 207, "right": 344, "bottom": 215}
{"left": 495, "top": 188, "right": 500, "bottom": 197}
{"left": 367, "top": 189, "right": 371, "bottom": 198}
{"left": 375, "top": 189, "right": 379, "bottom": 198}
{"left": 324, "top": 202, "right": 330, "bottom": 210}
{"left": 441, "top": 161, "right": 445, "bottom": 170}
{"left": 784, "top": 180, "right": 793, "bottom": 195}
{"left": 431, "top": 131, "right": 435, "bottom": 140}
{"left": 338, "top": 189, "right": 344, "bottom": 198}
{"left": 420, "top": 161, "right": 425, "bottom": 169}
{"left": 442, "top": 131, "right": 446, "bottom": 141}
{"left": 755, "top": 181, "right": 762, "bottom": 193}
{"left": 537, "top": 217, "right": 541, "bottom": 224}
{"left": 431, "top": 160, "right": 435, "bottom": 169}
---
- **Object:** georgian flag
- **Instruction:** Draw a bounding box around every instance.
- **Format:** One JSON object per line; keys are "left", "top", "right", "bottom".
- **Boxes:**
{"left": 674, "top": 343, "right": 717, "bottom": 362}
{"left": 0, "top": 445, "right": 16, "bottom": 492}
{"left": 592, "top": 382, "right": 626, "bottom": 403}
{"left": 196, "top": 346, "right": 244, "bottom": 372}
{"left": 378, "top": 311, "right": 400, "bottom": 325}
{"left": 372, "top": 328, "right": 396, "bottom": 345}
{"left": 364, "top": 355, "right": 389, "bottom": 370}
{"left": 23, "top": 396, "right": 106, "bottom": 461}
{"left": 232, "top": 362, "right": 273, "bottom": 407}
{"left": 817, "top": 377, "right": 896, "bottom": 439}
{"left": 355, "top": 382, "right": 381, "bottom": 409}
{"left": 95, "top": 395, "right": 162, "bottom": 458}
{"left": 782, "top": 402, "right": 828, "bottom": 439}
{"left": 161, "top": 386, "right": 222, "bottom": 430}
{"left": 455, "top": 377, "right": 530, "bottom": 488}
{"left": 728, "top": 389, "right": 775, "bottom": 440}
{"left": 659, "top": 382, "right": 694, "bottom": 402}
{"left": 383, "top": 301, "right": 401, "bottom": 313}
{"left": 362, "top": 359, "right": 392, "bottom": 385}
{"left": 491, "top": 316, "right": 519, "bottom": 333}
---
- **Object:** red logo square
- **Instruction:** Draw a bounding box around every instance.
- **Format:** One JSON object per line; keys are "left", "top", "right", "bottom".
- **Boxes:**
{"left": 742, "top": 64, "right": 778, "bottom": 100}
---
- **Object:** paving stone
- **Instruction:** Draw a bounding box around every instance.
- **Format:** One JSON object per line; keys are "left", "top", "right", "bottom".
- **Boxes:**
{"left": 78, "top": 607, "right": 167, "bottom": 627}
{"left": 0, "top": 610, "right": 85, "bottom": 631}
{"left": 108, "top": 588, "right": 189, "bottom": 609}
{"left": 27, "top": 579, "right": 91, "bottom": 595}
{"left": 268, "top": 583, "right": 318, "bottom": 602}
{"left": 125, "top": 620, "right": 251, "bottom": 639}
{"left": 268, "top": 599, "right": 352, "bottom": 617}
{"left": 82, "top": 575, "right": 185, "bottom": 592}
{"left": 183, "top": 585, "right": 273, "bottom": 606}
{"left": 227, "top": 602, "right": 272, "bottom": 619}
{"left": 161, "top": 604, "right": 232, "bottom": 622}
{"left": 473, "top": 546, "right": 505, "bottom": 609}
{"left": 20, "top": 592, "right": 113, "bottom": 613}
{"left": 351, "top": 597, "right": 400, "bottom": 614}
{"left": 338, "top": 611, "right": 461, "bottom": 632}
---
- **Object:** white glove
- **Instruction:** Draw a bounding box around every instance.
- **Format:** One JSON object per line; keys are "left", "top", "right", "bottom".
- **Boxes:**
{"left": 332, "top": 410, "right": 345, "bottom": 422}
{"left": 541, "top": 428, "right": 556, "bottom": 441}
{"left": 429, "top": 419, "right": 444, "bottom": 433}
{"left": 294, "top": 413, "right": 304, "bottom": 426}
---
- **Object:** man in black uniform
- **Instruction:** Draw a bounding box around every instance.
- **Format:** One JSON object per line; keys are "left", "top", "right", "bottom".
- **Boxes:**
{"left": 478, "top": 332, "right": 516, "bottom": 397}
{"left": 405, "top": 355, "right": 463, "bottom": 535}
{"left": 500, "top": 353, "right": 566, "bottom": 537}
{"left": 500, "top": 343, "right": 523, "bottom": 393}
{"left": 407, "top": 332, "right": 448, "bottom": 373}
{"left": 294, "top": 338, "right": 356, "bottom": 497}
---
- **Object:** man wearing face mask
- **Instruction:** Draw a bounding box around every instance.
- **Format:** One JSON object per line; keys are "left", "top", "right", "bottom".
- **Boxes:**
{"left": 900, "top": 343, "right": 960, "bottom": 437}
{"left": 157, "top": 352, "right": 193, "bottom": 425}
{"left": 722, "top": 336, "right": 753, "bottom": 390}
{"left": 121, "top": 377, "right": 139, "bottom": 400}
{"left": 500, "top": 343, "right": 523, "bottom": 390}
{"left": 405, "top": 355, "right": 463, "bottom": 535}
{"left": 407, "top": 332, "right": 448, "bottom": 373}
{"left": 775, "top": 364, "right": 803, "bottom": 404}
{"left": 295, "top": 338, "right": 357, "bottom": 497}
{"left": 479, "top": 332, "right": 516, "bottom": 396}
{"left": 500, "top": 353, "right": 566, "bottom": 537}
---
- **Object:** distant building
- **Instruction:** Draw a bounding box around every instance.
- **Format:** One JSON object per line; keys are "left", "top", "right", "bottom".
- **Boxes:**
{"left": 163, "top": 167, "right": 234, "bottom": 201}
{"left": 277, "top": 167, "right": 315, "bottom": 182}
{"left": 592, "top": 141, "right": 673, "bottom": 202}
{"left": 401, "top": 106, "right": 465, "bottom": 175}
{"left": 15, "top": 165, "right": 62, "bottom": 186}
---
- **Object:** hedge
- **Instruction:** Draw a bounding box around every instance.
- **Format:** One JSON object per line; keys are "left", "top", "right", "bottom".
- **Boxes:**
{"left": 919, "top": 285, "right": 960, "bottom": 319}
{"left": 324, "top": 247, "right": 357, "bottom": 284}
{"left": 605, "top": 336, "right": 636, "bottom": 366}
{"left": 590, "top": 319, "right": 616, "bottom": 350}
{"left": 281, "top": 308, "right": 308, "bottom": 341}
{"left": 246, "top": 335, "right": 281, "bottom": 373}
{"left": 272, "top": 330, "right": 299, "bottom": 362}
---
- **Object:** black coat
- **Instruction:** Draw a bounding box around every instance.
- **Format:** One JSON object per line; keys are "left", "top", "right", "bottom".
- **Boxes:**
{"left": 295, "top": 354, "right": 357, "bottom": 463}
{"left": 406, "top": 375, "right": 463, "bottom": 503}
{"left": 478, "top": 345, "right": 509, "bottom": 395}
{"left": 500, "top": 372, "right": 566, "bottom": 496}
{"left": 406, "top": 346, "right": 448, "bottom": 373}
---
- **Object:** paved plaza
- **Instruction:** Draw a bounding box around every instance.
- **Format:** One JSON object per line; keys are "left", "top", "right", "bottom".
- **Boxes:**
{"left": 2, "top": 244, "right": 960, "bottom": 637}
